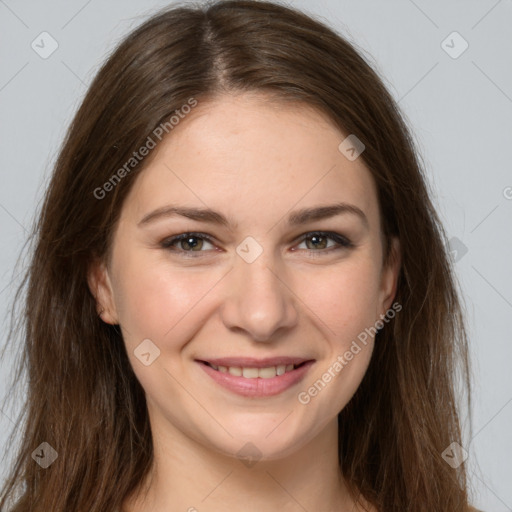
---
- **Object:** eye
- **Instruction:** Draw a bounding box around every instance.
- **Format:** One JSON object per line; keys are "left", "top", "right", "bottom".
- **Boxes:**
{"left": 294, "top": 231, "right": 353, "bottom": 256}
{"left": 160, "top": 231, "right": 353, "bottom": 258}
{"left": 160, "top": 232, "right": 216, "bottom": 256}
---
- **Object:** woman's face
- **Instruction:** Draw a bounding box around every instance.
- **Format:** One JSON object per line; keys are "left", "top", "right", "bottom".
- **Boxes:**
{"left": 90, "top": 93, "right": 399, "bottom": 461}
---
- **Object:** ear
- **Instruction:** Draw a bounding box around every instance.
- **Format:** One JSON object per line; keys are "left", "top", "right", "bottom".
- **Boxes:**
{"left": 87, "top": 258, "right": 119, "bottom": 325}
{"left": 377, "top": 236, "right": 401, "bottom": 315}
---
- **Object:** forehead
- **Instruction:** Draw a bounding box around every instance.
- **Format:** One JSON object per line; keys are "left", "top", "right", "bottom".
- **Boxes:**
{"left": 120, "top": 93, "right": 380, "bottom": 230}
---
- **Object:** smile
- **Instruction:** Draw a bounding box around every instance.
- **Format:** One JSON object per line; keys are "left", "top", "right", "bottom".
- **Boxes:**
{"left": 196, "top": 357, "right": 315, "bottom": 397}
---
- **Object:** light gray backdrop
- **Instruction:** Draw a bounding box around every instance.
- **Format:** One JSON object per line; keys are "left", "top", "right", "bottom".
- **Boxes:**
{"left": 1, "top": 0, "right": 511, "bottom": 509}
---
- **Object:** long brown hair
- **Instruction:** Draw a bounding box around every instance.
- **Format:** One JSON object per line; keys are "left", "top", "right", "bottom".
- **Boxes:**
{"left": 0, "top": 1, "right": 473, "bottom": 510}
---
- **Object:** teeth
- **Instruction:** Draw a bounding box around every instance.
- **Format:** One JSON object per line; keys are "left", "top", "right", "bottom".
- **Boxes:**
{"left": 210, "top": 363, "right": 299, "bottom": 378}
{"left": 258, "top": 366, "right": 277, "bottom": 379}
{"left": 242, "top": 367, "right": 259, "bottom": 379}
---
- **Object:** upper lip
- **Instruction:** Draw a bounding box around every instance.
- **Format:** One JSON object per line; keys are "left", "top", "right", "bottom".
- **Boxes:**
{"left": 196, "top": 356, "right": 314, "bottom": 368}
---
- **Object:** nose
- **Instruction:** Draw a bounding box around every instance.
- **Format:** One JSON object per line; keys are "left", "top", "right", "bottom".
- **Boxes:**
{"left": 219, "top": 254, "right": 299, "bottom": 342}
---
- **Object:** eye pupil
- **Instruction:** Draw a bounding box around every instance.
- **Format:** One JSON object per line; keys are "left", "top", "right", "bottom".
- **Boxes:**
{"left": 306, "top": 235, "right": 327, "bottom": 250}
{"left": 183, "top": 237, "right": 202, "bottom": 250}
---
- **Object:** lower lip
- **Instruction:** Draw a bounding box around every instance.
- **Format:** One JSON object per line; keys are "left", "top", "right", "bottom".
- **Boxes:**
{"left": 197, "top": 361, "right": 315, "bottom": 397}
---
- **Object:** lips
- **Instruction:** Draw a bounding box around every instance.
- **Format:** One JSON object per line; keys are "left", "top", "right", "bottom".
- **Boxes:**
{"left": 195, "top": 356, "right": 315, "bottom": 397}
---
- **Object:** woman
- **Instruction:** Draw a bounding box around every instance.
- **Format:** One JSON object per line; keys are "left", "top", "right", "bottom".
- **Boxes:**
{"left": 0, "top": 1, "right": 479, "bottom": 510}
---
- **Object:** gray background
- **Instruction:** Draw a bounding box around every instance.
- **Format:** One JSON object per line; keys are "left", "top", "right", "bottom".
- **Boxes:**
{"left": 1, "top": 0, "right": 511, "bottom": 509}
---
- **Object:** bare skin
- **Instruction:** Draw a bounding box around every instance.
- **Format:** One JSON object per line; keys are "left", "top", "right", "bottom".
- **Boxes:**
{"left": 89, "top": 92, "right": 399, "bottom": 511}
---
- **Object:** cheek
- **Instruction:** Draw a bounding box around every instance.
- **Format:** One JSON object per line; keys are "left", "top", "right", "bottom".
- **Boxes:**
{"left": 115, "top": 246, "right": 383, "bottom": 347}
{"left": 298, "top": 256, "right": 383, "bottom": 341}
{"left": 294, "top": 261, "right": 381, "bottom": 422}
{"left": 113, "top": 251, "right": 223, "bottom": 349}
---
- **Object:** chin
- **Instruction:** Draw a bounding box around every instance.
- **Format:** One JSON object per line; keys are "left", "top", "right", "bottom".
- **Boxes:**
{"left": 203, "top": 415, "right": 320, "bottom": 463}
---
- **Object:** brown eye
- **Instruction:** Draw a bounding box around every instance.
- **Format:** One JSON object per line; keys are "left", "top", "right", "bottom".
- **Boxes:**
{"left": 161, "top": 233, "right": 216, "bottom": 255}
{"left": 295, "top": 231, "right": 353, "bottom": 253}
{"left": 304, "top": 234, "right": 329, "bottom": 250}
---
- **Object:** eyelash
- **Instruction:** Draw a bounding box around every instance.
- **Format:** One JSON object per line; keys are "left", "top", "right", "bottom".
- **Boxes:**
{"left": 160, "top": 231, "right": 353, "bottom": 258}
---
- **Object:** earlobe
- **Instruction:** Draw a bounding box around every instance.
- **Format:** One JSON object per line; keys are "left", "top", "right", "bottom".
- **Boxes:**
{"left": 87, "top": 258, "right": 119, "bottom": 325}
{"left": 379, "top": 236, "right": 401, "bottom": 314}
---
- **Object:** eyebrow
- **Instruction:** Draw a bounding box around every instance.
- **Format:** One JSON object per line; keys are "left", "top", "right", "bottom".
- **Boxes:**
{"left": 138, "top": 202, "right": 369, "bottom": 230}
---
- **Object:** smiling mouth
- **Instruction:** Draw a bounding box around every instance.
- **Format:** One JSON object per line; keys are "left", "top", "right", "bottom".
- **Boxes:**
{"left": 199, "top": 361, "right": 308, "bottom": 379}
{"left": 196, "top": 358, "right": 315, "bottom": 397}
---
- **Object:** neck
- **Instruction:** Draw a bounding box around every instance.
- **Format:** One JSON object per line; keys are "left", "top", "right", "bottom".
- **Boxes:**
{"left": 123, "top": 415, "right": 360, "bottom": 512}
